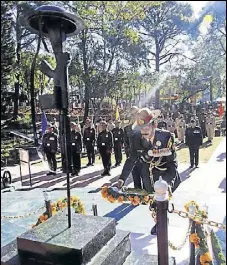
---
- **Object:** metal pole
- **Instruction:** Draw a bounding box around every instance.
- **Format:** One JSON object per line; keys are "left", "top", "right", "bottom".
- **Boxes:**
{"left": 189, "top": 221, "right": 196, "bottom": 265}
{"left": 154, "top": 177, "right": 169, "bottom": 265}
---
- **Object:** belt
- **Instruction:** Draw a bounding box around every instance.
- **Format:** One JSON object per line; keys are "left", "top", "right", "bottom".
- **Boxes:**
{"left": 179, "top": 126, "right": 185, "bottom": 128}
{"left": 206, "top": 123, "right": 212, "bottom": 124}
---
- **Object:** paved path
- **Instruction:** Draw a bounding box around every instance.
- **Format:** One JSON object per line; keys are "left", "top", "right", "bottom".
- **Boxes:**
{"left": 1, "top": 138, "right": 226, "bottom": 264}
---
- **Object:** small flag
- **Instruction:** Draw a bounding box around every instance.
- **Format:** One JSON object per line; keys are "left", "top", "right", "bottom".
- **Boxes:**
{"left": 218, "top": 102, "right": 224, "bottom": 117}
{"left": 203, "top": 14, "right": 213, "bottom": 24}
{"left": 115, "top": 106, "right": 120, "bottom": 120}
{"left": 41, "top": 111, "right": 48, "bottom": 135}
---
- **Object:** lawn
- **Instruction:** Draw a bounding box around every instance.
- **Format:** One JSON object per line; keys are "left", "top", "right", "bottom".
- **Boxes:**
{"left": 176, "top": 137, "right": 224, "bottom": 164}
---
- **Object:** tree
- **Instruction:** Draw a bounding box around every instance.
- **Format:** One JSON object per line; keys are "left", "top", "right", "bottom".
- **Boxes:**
{"left": 137, "top": 1, "right": 193, "bottom": 108}
{"left": 1, "top": 1, "right": 15, "bottom": 95}
{"left": 66, "top": 1, "right": 160, "bottom": 121}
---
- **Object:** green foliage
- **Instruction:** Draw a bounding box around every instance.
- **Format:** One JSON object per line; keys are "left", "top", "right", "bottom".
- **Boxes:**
{"left": 1, "top": 1, "right": 15, "bottom": 92}
{"left": 210, "top": 230, "right": 226, "bottom": 265}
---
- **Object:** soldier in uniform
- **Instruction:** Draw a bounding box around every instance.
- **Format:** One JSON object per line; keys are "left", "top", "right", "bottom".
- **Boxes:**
{"left": 51, "top": 117, "right": 59, "bottom": 135}
{"left": 83, "top": 118, "right": 96, "bottom": 166}
{"left": 112, "top": 120, "right": 124, "bottom": 167}
{"left": 199, "top": 110, "right": 207, "bottom": 138}
{"left": 97, "top": 121, "right": 113, "bottom": 176}
{"left": 107, "top": 119, "right": 115, "bottom": 131}
{"left": 185, "top": 119, "right": 203, "bottom": 168}
{"left": 117, "top": 108, "right": 181, "bottom": 234}
{"left": 71, "top": 122, "right": 82, "bottom": 176}
{"left": 177, "top": 114, "right": 186, "bottom": 143}
{"left": 157, "top": 115, "right": 167, "bottom": 130}
{"left": 166, "top": 114, "right": 176, "bottom": 134}
{"left": 123, "top": 106, "right": 139, "bottom": 158}
{"left": 42, "top": 124, "right": 58, "bottom": 176}
{"left": 205, "top": 111, "right": 216, "bottom": 143}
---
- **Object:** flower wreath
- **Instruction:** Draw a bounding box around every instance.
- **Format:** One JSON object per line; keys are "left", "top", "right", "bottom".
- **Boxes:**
{"left": 32, "top": 196, "right": 85, "bottom": 228}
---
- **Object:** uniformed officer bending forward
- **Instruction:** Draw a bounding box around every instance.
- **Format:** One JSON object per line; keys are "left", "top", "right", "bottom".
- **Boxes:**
{"left": 185, "top": 119, "right": 203, "bottom": 168}
{"left": 97, "top": 121, "right": 113, "bottom": 176}
{"left": 71, "top": 122, "right": 82, "bottom": 176}
{"left": 42, "top": 125, "right": 58, "bottom": 176}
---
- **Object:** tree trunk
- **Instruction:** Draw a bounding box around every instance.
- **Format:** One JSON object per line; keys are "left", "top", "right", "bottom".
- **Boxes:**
{"left": 155, "top": 35, "right": 160, "bottom": 109}
{"left": 30, "top": 37, "right": 41, "bottom": 146}
{"left": 82, "top": 30, "right": 90, "bottom": 122}
{"left": 209, "top": 77, "right": 213, "bottom": 102}
{"left": 13, "top": 40, "right": 21, "bottom": 120}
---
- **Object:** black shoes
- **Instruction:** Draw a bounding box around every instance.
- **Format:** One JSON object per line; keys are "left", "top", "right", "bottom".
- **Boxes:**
{"left": 101, "top": 171, "right": 111, "bottom": 176}
{"left": 150, "top": 224, "right": 157, "bottom": 235}
{"left": 87, "top": 163, "right": 92, "bottom": 167}
{"left": 46, "top": 171, "right": 56, "bottom": 176}
{"left": 190, "top": 165, "right": 194, "bottom": 169}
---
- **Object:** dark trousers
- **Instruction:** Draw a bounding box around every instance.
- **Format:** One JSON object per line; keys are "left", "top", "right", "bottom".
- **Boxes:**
{"left": 86, "top": 144, "right": 95, "bottom": 164}
{"left": 45, "top": 152, "right": 57, "bottom": 172}
{"left": 132, "top": 161, "right": 153, "bottom": 192}
{"left": 99, "top": 148, "right": 111, "bottom": 172}
{"left": 72, "top": 151, "right": 81, "bottom": 172}
{"left": 189, "top": 146, "right": 199, "bottom": 166}
{"left": 114, "top": 144, "right": 122, "bottom": 165}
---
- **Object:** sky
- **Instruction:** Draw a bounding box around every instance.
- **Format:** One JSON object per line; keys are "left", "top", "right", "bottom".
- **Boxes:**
{"left": 180, "top": 1, "right": 209, "bottom": 17}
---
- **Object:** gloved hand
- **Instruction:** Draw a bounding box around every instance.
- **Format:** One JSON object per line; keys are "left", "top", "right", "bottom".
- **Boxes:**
{"left": 117, "top": 179, "right": 124, "bottom": 189}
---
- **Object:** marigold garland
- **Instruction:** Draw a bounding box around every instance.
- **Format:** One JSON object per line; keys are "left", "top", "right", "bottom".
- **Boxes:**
{"left": 101, "top": 186, "right": 154, "bottom": 206}
{"left": 32, "top": 196, "right": 85, "bottom": 228}
{"left": 200, "top": 252, "right": 212, "bottom": 264}
{"left": 189, "top": 233, "right": 200, "bottom": 248}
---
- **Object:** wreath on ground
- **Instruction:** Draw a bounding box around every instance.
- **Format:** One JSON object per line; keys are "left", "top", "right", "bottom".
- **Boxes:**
{"left": 32, "top": 196, "right": 85, "bottom": 228}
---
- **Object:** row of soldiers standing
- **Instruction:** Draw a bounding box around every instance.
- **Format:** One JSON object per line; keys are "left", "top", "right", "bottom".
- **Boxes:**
{"left": 42, "top": 118, "right": 125, "bottom": 176}
{"left": 156, "top": 111, "right": 216, "bottom": 143}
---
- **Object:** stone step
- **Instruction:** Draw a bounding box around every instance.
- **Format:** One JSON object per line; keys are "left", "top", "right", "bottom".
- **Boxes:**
{"left": 87, "top": 230, "right": 131, "bottom": 265}
{"left": 17, "top": 211, "right": 116, "bottom": 265}
{"left": 123, "top": 252, "right": 176, "bottom": 265}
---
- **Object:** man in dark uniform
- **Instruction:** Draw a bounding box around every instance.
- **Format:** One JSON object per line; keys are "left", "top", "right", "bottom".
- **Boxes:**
{"left": 83, "top": 118, "right": 96, "bottom": 166}
{"left": 123, "top": 106, "right": 139, "bottom": 158}
{"left": 42, "top": 125, "right": 58, "bottom": 176}
{"left": 185, "top": 119, "right": 203, "bottom": 168}
{"left": 157, "top": 115, "right": 167, "bottom": 130}
{"left": 112, "top": 120, "right": 124, "bottom": 167}
{"left": 97, "top": 121, "right": 113, "bottom": 176}
{"left": 71, "top": 122, "right": 82, "bottom": 176}
{"left": 117, "top": 108, "right": 181, "bottom": 234}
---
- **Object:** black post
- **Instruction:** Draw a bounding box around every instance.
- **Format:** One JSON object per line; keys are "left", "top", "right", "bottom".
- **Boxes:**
{"left": 156, "top": 200, "right": 169, "bottom": 265}
{"left": 45, "top": 200, "right": 52, "bottom": 218}
{"left": 189, "top": 221, "right": 196, "bottom": 265}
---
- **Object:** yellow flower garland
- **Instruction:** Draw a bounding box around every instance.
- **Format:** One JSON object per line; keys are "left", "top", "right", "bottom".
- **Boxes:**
{"left": 32, "top": 196, "right": 85, "bottom": 228}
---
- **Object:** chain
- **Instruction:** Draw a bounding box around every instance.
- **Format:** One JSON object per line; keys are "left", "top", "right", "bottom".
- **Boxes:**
{"left": 171, "top": 209, "right": 226, "bottom": 231}
{"left": 168, "top": 221, "right": 192, "bottom": 251}
{"left": 1, "top": 206, "right": 45, "bottom": 219}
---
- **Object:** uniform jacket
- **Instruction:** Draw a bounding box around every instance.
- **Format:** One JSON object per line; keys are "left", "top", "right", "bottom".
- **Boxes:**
{"left": 112, "top": 127, "right": 124, "bottom": 146}
{"left": 97, "top": 130, "right": 113, "bottom": 150}
{"left": 123, "top": 123, "right": 133, "bottom": 152}
{"left": 83, "top": 127, "right": 96, "bottom": 145}
{"left": 185, "top": 126, "right": 203, "bottom": 147}
{"left": 71, "top": 131, "right": 82, "bottom": 153}
{"left": 119, "top": 129, "right": 179, "bottom": 188}
{"left": 205, "top": 116, "right": 215, "bottom": 127}
{"left": 42, "top": 132, "right": 58, "bottom": 153}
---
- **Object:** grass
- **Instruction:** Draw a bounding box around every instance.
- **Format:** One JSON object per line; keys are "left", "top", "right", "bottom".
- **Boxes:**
{"left": 55, "top": 137, "right": 224, "bottom": 167}
{"left": 176, "top": 137, "right": 224, "bottom": 164}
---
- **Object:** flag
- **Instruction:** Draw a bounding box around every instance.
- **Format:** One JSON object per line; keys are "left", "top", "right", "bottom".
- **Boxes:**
{"left": 203, "top": 14, "right": 213, "bottom": 24}
{"left": 218, "top": 102, "right": 224, "bottom": 117}
{"left": 41, "top": 111, "right": 48, "bottom": 135}
{"left": 115, "top": 106, "right": 120, "bottom": 120}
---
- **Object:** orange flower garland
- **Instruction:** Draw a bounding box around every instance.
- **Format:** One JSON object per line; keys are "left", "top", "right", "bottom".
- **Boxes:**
{"left": 101, "top": 186, "right": 154, "bottom": 206}
{"left": 32, "top": 196, "right": 85, "bottom": 228}
{"left": 199, "top": 252, "right": 212, "bottom": 265}
{"left": 189, "top": 233, "right": 200, "bottom": 248}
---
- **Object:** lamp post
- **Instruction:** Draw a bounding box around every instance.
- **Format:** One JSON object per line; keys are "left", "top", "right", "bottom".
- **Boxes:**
{"left": 20, "top": 5, "right": 84, "bottom": 228}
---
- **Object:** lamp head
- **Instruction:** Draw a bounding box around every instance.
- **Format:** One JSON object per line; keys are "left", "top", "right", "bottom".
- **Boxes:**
{"left": 20, "top": 5, "right": 85, "bottom": 41}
